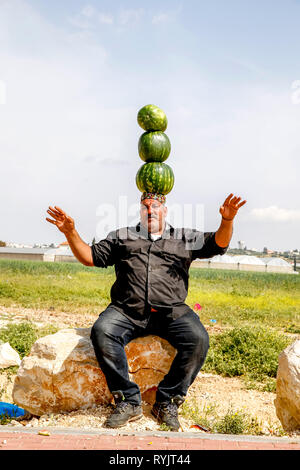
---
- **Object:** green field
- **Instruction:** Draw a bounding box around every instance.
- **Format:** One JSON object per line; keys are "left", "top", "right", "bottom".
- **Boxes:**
{"left": 0, "top": 258, "right": 299, "bottom": 332}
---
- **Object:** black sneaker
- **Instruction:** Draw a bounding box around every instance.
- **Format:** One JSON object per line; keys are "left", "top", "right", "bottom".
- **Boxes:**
{"left": 104, "top": 390, "right": 143, "bottom": 428}
{"left": 151, "top": 395, "right": 185, "bottom": 431}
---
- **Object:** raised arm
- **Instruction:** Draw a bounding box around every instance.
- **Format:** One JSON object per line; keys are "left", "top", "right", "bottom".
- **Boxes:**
{"left": 215, "top": 194, "right": 247, "bottom": 248}
{"left": 46, "top": 206, "right": 94, "bottom": 266}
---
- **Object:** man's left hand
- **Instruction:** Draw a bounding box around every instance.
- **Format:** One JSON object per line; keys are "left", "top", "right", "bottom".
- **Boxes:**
{"left": 219, "top": 193, "right": 247, "bottom": 221}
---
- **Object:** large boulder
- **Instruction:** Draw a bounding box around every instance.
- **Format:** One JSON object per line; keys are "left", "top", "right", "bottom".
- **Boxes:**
{"left": 274, "top": 339, "right": 300, "bottom": 431}
{"left": 12, "top": 328, "right": 176, "bottom": 416}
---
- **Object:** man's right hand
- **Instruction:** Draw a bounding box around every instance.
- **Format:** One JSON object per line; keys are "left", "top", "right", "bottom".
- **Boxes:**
{"left": 46, "top": 206, "right": 75, "bottom": 235}
{"left": 46, "top": 206, "right": 93, "bottom": 266}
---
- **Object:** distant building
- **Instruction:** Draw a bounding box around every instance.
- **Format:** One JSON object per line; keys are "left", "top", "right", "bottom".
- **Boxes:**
{"left": 0, "top": 241, "right": 76, "bottom": 263}
{"left": 6, "top": 242, "right": 33, "bottom": 248}
{"left": 33, "top": 243, "right": 59, "bottom": 248}
{"left": 192, "top": 254, "right": 295, "bottom": 274}
{"left": 238, "top": 241, "right": 246, "bottom": 250}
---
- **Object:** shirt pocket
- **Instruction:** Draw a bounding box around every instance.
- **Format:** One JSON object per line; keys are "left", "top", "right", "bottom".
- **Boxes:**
{"left": 118, "top": 242, "right": 144, "bottom": 260}
{"left": 160, "top": 240, "right": 191, "bottom": 263}
{"left": 158, "top": 247, "right": 191, "bottom": 278}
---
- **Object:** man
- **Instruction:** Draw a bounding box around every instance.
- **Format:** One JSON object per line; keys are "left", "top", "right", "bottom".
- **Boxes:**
{"left": 46, "top": 192, "right": 246, "bottom": 430}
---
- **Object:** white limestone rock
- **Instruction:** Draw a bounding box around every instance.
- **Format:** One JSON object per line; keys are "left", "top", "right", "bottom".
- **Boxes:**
{"left": 274, "top": 340, "right": 300, "bottom": 431}
{"left": 12, "top": 328, "right": 176, "bottom": 416}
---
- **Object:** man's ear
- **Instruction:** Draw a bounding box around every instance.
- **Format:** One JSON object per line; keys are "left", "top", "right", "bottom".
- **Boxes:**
{"left": 163, "top": 206, "right": 168, "bottom": 216}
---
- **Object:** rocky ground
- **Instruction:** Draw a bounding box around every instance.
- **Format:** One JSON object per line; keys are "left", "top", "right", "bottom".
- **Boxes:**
{"left": 0, "top": 304, "right": 296, "bottom": 437}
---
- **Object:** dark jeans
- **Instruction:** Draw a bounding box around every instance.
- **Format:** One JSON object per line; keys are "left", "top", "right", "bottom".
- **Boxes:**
{"left": 90, "top": 305, "right": 209, "bottom": 405}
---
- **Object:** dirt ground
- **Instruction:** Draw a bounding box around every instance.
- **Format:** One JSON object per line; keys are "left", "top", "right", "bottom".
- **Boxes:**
{"left": 0, "top": 304, "right": 294, "bottom": 436}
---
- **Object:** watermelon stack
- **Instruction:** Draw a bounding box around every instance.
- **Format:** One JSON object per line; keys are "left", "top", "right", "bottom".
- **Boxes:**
{"left": 136, "top": 104, "right": 174, "bottom": 196}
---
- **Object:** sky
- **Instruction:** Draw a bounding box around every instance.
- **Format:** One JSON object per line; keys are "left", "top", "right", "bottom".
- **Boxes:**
{"left": 0, "top": 0, "right": 300, "bottom": 251}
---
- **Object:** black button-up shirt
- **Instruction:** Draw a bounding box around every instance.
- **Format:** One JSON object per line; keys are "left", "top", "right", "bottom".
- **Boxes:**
{"left": 91, "top": 222, "right": 229, "bottom": 326}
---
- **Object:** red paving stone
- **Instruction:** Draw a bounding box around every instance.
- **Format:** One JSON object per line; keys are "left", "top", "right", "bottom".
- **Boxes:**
{"left": 0, "top": 430, "right": 299, "bottom": 451}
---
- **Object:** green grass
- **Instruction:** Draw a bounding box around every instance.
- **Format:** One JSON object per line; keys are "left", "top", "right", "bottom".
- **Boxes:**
{"left": 180, "top": 400, "right": 286, "bottom": 436}
{"left": 0, "top": 259, "right": 115, "bottom": 315}
{"left": 0, "top": 260, "right": 299, "bottom": 331}
{"left": 0, "top": 322, "right": 59, "bottom": 358}
{"left": 202, "top": 326, "right": 293, "bottom": 392}
{"left": 188, "top": 267, "right": 300, "bottom": 330}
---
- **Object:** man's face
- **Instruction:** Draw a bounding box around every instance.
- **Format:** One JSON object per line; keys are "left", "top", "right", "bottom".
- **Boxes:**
{"left": 140, "top": 199, "right": 167, "bottom": 233}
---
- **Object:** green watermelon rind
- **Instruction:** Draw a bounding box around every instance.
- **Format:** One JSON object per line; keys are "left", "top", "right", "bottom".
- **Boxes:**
{"left": 136, "top": 162, "right": 174, "bottom": 195}
{"left": 138, "top": 131, "right": 171, "bottom": 163}
{"left": 137, "top": 104, "right": 168, "bottom": 132}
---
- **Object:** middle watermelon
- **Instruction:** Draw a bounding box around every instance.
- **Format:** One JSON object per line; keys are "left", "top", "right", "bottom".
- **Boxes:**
{"left": 138, "top": 131, "right": 171, "bottom": 163}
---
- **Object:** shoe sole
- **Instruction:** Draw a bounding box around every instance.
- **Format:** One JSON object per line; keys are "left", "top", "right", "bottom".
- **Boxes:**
{"left": 104, "top": 412, "right": 143, "bottom": 429}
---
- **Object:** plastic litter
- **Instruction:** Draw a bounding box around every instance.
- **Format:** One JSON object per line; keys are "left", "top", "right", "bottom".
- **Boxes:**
{"left": 193, "top": 303, "right": 202, "bottom": 311}
{"left": 190, "top": 424, "right": 210, "bottom": 432}
{"left": 0, "top": 402, "right": 29, "bottom": 419}
{"left": 38, "top": 430, "right": 50, "bottom": 436}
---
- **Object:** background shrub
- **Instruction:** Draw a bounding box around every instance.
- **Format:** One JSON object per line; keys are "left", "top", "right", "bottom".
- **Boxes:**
{"left": 203, "top": 326, "right": 292, "bottom": 382}
{"left": 0, "top": 322, "right": 59, "bottom": 358}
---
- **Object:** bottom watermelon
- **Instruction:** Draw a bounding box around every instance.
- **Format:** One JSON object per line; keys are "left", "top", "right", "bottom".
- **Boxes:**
{"left": 136, "top": 162, "right": 174, "bottom": 195}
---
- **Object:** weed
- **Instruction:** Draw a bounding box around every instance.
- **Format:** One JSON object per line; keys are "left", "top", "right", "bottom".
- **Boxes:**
{"left": 180, "top": 399, "right": 218, "bottom": 431}
{"left": 242, "top": 376, "right": 277, "bottom": 393}
{"left": 0, "top": 322, "right": 59, "bottom": 359}
{"left": 179, "top": 400, "right": 276, "bottom": 436}
{"left": 284, "top": 324, "right": 300, "bottom": 334}
{"left": 0, "top": 322, "right": 37, "bottom": 358}
{"left": 159, "top": 423, "right": 173, "bottom": 431}
{"left": 215, "top": 406, "right": 247, "bottom": 434}
{"left": 203, "top": 326, "right": 292, "bottom": 383}
{"left": 0, "top": 413, "right": 13, "bottom": 425}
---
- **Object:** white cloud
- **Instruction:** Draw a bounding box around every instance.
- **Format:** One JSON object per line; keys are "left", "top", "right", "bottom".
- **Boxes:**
{"left": 69, "top": 5, "right": 178, "bottom": 30}
{"left": 68, "top": 6, "right": 95, "bottom": 30}
{"left": 250, "top": 206, "right": 300, "bottom": 222}
{"left": 69, "top": 5, "right": 114, "bottom": 28}
{"left": 81, "top": 5, "right": 95, "bottom": 18}
{"left": 118, "top": 8, "right": 144, "bottom": 26}
{"left": 152, "top": 5, "right": 182, "bottom": 24}
{"left": 69, "top": 5, "right": 144, "bottom": 30}
{"left": 152, "top": 13, "right": 170, "bottom": 24}
{"left": 98, "top": 13, "right": 114, "bottom": 25}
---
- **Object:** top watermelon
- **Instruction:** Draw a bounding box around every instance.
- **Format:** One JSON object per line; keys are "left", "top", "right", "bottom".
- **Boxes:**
{"left": 137, "top": 104, "right": 168, "bottom": 132}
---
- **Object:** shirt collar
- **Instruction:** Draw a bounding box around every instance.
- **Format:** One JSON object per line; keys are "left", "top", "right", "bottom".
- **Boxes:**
{"left": 136, "top": 221, "right": 174, "bottom": 240}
